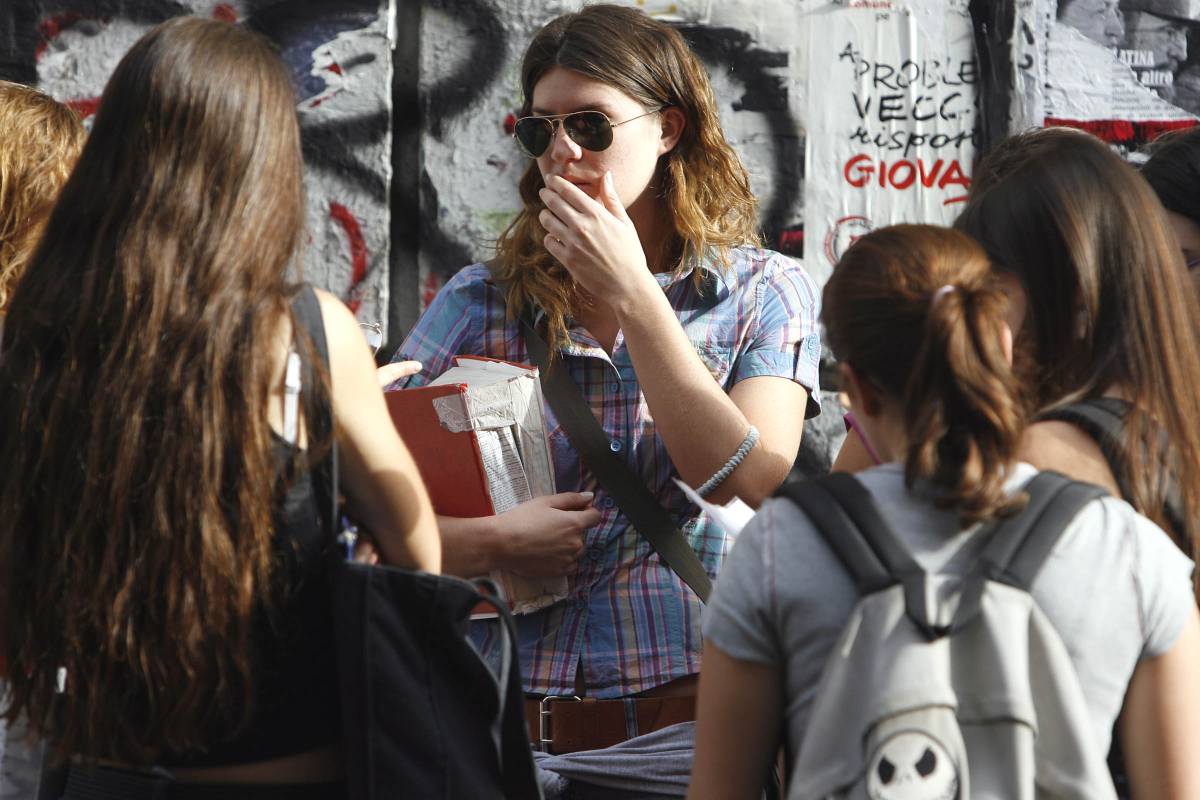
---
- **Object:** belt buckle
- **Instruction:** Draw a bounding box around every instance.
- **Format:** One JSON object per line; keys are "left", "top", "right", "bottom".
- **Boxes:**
{"left": 538, "top": 694, "right": 581, "bottom": 752}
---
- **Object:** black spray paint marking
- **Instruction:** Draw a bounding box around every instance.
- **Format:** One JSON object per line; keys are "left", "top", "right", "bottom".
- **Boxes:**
{"left": 968, "top": 0, "right": 1017, "bottom": 158}
{"left": 675, "top": 24, "right": 802, "bottom": 250}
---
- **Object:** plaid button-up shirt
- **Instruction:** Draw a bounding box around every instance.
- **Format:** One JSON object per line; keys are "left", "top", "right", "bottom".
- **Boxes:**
{"left": 393, "top": 247, "right": 822, "bottom": 697}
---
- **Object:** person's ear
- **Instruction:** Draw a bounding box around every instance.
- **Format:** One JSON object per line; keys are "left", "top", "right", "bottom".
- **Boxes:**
{"left": 657, "top": 107, "right": 685, "bottom": 156}
{"left": 1000, "top": 320, "right": 1014, "bottom": 366}
{"left": 840, "top": 362, "right": 882, "bottom": 417}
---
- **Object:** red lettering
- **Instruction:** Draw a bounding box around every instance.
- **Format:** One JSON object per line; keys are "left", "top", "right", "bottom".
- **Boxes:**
{"left": 938, "top": 160, "right": 971, "bottom": 191}
{"left": 844, "top": 154, "right": 874, "bottom": 188}
{"left": 888, "top": 161, "right": 916, "bottom": 190}
{"left": 918, "top": 159, "right": 944, "bottom": 188}
{"left": 841, "top": 154, "right": 972, "bottom": 195}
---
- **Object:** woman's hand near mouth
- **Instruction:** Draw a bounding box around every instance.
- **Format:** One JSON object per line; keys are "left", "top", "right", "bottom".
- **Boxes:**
{"left": 538, "top": 171, "right": 658, "bottom": 316}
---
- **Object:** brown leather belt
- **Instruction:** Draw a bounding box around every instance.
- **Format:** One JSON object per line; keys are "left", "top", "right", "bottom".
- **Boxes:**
{"left": 524, "top": 676, "right": 697, "bottom": 754}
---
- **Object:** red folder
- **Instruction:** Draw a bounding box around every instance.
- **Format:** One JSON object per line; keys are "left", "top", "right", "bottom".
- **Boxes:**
{"left": 384, "top": 384, "right": 496, "bottom": 518}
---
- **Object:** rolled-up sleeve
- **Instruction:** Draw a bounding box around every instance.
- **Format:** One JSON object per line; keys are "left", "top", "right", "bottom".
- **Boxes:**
{"left": 731, "top": 253, "right": 823, "bottom": 418}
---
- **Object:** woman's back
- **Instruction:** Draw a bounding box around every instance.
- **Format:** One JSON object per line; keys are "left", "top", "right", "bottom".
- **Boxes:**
{"left": 707, "top": 462, "right": 1194, "bottom": 764}
{"left": 690, "top": 224, "right": 1200, "bottom": 800}
{"left": 0, "top": 18, "right": 439, "bottom": 786}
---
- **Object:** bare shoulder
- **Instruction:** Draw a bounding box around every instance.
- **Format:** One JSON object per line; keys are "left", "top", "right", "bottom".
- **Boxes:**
{"left": 1018, "top": 420, "right": 1122, "bottom": 495}
{"left": 311, "top": 288, "right": 361, "bottom": 352}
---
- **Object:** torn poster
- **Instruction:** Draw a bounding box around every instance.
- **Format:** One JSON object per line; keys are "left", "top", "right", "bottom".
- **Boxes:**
{"left": 1045, "top": 0, "right": 1197, "bottom": 150}
{"left": 803, "top": 2, "right": 977, "bottom": 285}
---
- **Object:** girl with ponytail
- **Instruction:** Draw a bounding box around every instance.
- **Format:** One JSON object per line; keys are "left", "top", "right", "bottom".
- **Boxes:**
{"left": 689, "top": 225, "right": 1200, "bottom": 799}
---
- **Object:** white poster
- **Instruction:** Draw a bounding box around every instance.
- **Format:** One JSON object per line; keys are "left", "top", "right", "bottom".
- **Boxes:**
{"left": 1044, "top": 0, "right": 1197, "bottom": 149}
{"left": 804, "top": 4, "right": 977, "bottom": 284}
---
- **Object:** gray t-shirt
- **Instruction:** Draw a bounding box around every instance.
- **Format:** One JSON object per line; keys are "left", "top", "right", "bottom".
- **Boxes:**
{"left": 703, "top": 462, "right": 1195, "bottom": 762}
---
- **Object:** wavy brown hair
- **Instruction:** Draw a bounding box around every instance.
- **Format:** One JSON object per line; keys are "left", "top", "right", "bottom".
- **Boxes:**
{"left": 0, "top": 81, "right": 84, "bottom": 312}
{"left": 824, "top": 225, "right": 1026, "bottom": 527}
{"left": 955, "top": 127, "right": 1200, "bottom": 576}
{"left": 0, "top": 18, "right": 307, "bottom": 762}
{"left": 494, "top": 3, "right": 761, "bottom": 348}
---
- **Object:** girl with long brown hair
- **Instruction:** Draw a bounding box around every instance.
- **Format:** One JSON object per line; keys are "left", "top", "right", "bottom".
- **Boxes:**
{"left": 952, "top": 128, "right": 1200, "bottom": 585}
{"left": 0, "top": 17, "right": 438, "bottom": 795}
{"left": 834, "top": 130, "right": 1200, "bottom": 595}
{"left": 692, "top": 224, "right": 1200, "bottom": 799}
{"left": 391, "top": 3, "right": 820, "bottom": 791}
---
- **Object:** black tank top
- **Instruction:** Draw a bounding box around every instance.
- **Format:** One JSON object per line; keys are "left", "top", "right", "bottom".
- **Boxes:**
{"left": 161, "top": 287, "right": 340, "bottom": 766}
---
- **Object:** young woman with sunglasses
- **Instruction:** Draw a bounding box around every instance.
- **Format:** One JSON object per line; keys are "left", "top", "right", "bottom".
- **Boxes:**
{"left": 0, "top": 18, "right": 438, "bottom": 795}
{"left": 393, "top": 4, "right": 820, "bottom": 793}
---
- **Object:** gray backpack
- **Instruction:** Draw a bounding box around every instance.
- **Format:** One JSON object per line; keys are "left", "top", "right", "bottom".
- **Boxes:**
{"left": 775, "top": 471, "right": 1117, "bottom": 800}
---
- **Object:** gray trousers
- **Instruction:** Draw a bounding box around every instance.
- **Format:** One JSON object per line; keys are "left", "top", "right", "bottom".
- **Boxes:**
{"left": 533, "top": 721, "right": 696, "bottom": 799}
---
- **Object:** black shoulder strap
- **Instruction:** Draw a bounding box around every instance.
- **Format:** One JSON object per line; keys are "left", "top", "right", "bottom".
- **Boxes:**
{"left": 949, "top": 471, "right": 1107, "bottom": 631}
{"left": 774, "top": 473, "right": 944, "bottom": 639}
{"left": 975, "top": 471, "right": 1108, "bottom": 589}
{"left": 519, "top": 313, "right": 713, "bottom": 603}
{"left": 289, "top": 286, "right": 339, "bottom": 537}
{"left": 1037, "top": 398, "right": 1187, "bottom": 545}
{"left": 775, "top": 471, "right": 1107, "bottom": 638}
{"left": 1037, "top": 398, "right": 1130, "bottom": 496}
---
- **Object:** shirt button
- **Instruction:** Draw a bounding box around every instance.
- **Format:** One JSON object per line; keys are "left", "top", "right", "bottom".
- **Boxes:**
{"left": 609, "top": 439, "right": 623, "bottom": 453}
{"left": 601, "top": 497, "right": 616, "bottom": 509}
{"left": 609, "top": 382, "right": 620, "bottom": 393}
{"left": 588, "top": 545, "right": 603, "bottom": 561}
{"left": 575, "top": 595, "right": 588, "bottom": 610}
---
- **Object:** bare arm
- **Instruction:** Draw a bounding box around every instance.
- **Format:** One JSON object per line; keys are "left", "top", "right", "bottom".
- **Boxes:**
{"left": 618, "top": 301, "right": 807, "bottom": 508}
{"left": 689, "top": 642, "right": 785, "bottom": 800}
{"left": 435, "top": 492, "right": 600, "bottom": 578}
{"left": 318, "top": 290, "right": 440, "bottom": 572}
{"left": 1121, "top": 605, "right": 1200, "bottom": 799}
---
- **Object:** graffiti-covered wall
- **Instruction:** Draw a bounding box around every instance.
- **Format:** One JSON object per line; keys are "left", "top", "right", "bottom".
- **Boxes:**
{"left": 0, "top": 0, "right": 394, "bottom": 325}
{"left": 414, "top": 0, "right": 808, "bottom": 307}
{"left": 412, "top": 1, "right": 846, "bottom": 470}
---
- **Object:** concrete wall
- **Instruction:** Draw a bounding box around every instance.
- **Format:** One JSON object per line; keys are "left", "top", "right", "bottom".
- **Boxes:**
{"left": 0, "top": 0, "right": 395, "bottom": 325}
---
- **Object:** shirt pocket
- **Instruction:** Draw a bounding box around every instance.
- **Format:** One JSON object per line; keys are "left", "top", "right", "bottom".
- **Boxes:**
{"left": 691, "top": 341, "right": 733, "bottom": 388}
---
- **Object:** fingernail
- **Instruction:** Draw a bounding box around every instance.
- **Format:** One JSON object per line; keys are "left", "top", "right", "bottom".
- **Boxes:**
{"left": 580, "top": 491, "right": 595, "bottom": 499}
{"left": 605, "top": 171, "right": 613, "bottom": 187}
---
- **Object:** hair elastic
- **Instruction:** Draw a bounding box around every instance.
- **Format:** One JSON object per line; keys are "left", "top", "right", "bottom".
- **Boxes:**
{"left": 930, "top": 284, "right": 957, "bottom": 307}
{"left": 697, "top": 425, "right": 759, "bottom": 498}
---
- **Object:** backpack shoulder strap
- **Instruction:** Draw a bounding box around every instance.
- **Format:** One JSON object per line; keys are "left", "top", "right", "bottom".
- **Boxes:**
{"left": 950, "top": 471, "right": 1107, "bottom": 631}
{"left": 774, "top": 473, "right": 945, "bottom": 638}
{"left": 774, "top": 475, "right": 894, "bottom": 593}
{"left": 982, "top": 471, "right": 1108, "bottom": 589}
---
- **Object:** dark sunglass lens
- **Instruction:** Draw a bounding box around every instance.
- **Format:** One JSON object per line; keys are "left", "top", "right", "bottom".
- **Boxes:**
{"left": 565, "top": 111, "right": 613, "bottom": 151}
{"left": 515, "top": 117, "right": 552, "bottom": 157}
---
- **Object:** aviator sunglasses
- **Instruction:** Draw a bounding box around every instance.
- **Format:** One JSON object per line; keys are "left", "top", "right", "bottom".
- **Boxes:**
{"left": 512, "top": 107, "right": 664, "bottom": 158}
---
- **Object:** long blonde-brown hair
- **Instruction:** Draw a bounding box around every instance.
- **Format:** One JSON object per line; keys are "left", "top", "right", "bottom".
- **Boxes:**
{"left": 0, "top": 18, "right": 307, "bottom": 762}
{"left": 0, "top": 81, "right": 85, "bottom": 312}
{"left": 495, "top": 4, "right": 760, "bottom": 348}
{"left": 824, "top": 225, "right": 1026, "bottom": 527}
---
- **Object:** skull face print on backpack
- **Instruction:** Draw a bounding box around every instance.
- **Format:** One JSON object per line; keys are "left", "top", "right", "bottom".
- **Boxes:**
{"left": 775, "top": 471, "right": 1118, "bottom": 800}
